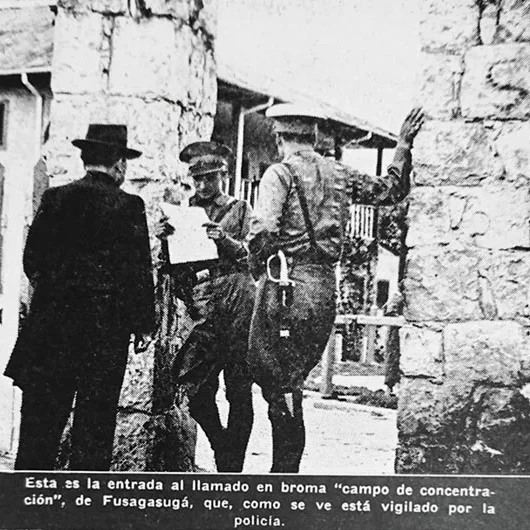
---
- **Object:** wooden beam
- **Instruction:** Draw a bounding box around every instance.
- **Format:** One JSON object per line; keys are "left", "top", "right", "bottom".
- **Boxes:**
{"left": 355, "top": 314, "right": 406, "bottom": 327}
{"left": 376, "top": 147, "right": 384, "bottom": 176}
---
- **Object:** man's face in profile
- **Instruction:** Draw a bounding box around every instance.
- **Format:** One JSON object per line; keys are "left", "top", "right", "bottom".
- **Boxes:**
{"left": 113, "top": 158, "right": 127, "bottom": 186}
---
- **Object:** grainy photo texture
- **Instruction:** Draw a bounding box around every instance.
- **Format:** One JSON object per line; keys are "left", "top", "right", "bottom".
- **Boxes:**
{"left": 0, "top": 0, "right": 529, "bottom": 516}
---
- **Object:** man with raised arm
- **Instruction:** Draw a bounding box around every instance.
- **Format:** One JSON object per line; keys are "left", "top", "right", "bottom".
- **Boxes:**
{"left": 248, "top": 105, "right": 424, "bottom": 473}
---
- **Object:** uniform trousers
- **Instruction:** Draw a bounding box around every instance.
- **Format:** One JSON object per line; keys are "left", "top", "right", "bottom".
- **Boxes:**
{"left": 173, "top": 272, "right": 255, "bottom": 472}
{"left": 248, "top": 263, "right": 336, "bottom": 473}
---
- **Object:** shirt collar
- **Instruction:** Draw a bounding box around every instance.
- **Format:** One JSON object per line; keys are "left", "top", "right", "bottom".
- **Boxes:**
{"left": 283, "top": 149, "right": 320, "bottom": 163}
{"left": 85, "top": 170, "right": 120, "bottom": 187}
{"left": 191, "top": 191, "right": 229, "bottom": 207}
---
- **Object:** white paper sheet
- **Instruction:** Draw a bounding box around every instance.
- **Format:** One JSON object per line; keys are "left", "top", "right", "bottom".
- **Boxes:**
{"left": 160, "top": 203, "right": 219, "bottom": 264}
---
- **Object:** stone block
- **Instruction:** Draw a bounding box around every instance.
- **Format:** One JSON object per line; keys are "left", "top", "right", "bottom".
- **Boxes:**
{"left": 109, "top": 17, "right": 195, "bottom": 104}
{"left": 497, "top": 0, "right": 530, "bottom": 43}
{"left": 90, "top": 0, "right": 128, "bottom": 13}
{"left": 461, "top": 44, "right": 530, "bottom": 119}
{"left": 177, "top": 108, "right": 214, "bottom": 148}
{"left": 479, "top": 252, "right": 530, "bottom": 320}
{"left": 406, "top": 185, "right": 530, "bottom": 250}
{"left": 479, "top": 1, "right": 500, "bottom": 45}
{"left": 46, "top": 95, "right": 183, "bottom": 182}
{"left": 145, "top": 406, "right": 197, "bottom": 472}
{"left": 188, "top": 33, "right": 208, "bottom": 106}
{"left": 201, "top": 49, "right": 218, "bottom": 116}
{"left": 419, "top": 52, "right": 464, "bottom": 119}
{"left": 57, "top": 0, "right": 88, "bottom": 11}
{"left": 475, "top": 387, "right": 522, "bottom": 435}
{"left": 119, "top": 338, "right": 154, "bottom": 412}
{"left": 112, "top": 411, "right": 153, "bottom": 471}
{"left": 404, "top": 248, "right": 481, "bottom": 322}
{"left": 51, "top": 10, "right": 106, "bottom": 94}
{"left": 413, "top": 120, "right": 503, "bottom": 186}
{"left": 399, "top": 326, "right": 444, "bottom": 380}
{"left": 493, "top": 121, "right": 530, "bottom": 183}
{"left": 471, "top": 387, "right": 530, "bottom": 472}
{"left": 419, "top": 0, "right": 479, "bottom": 51}
{"left": 397, "top": 379, "right": 447, "bottom": 436}
{"left": 444, "top": 320, "right": 526, "bottom": 385}
{"left": 143, "top": 0, "right": 191, "bottom": 19}
{"left": 0, "top": 378, "right": 16, "bottom": 454}
{"left": 197, "top": 0, "right": 217, "bottom": 39}
{"left": 404, "top": 248, "right": 530, "bottom": 322}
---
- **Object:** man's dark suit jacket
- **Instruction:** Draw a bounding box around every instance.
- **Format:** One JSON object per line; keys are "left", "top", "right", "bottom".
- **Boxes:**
{"left": 4, "top": 171, "right": 155, "bottom": 390}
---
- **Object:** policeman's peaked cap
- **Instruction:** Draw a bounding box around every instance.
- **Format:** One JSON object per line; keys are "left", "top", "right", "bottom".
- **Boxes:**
{"left": 265, "top": 104, "right": 326, "bottom": 135}
{"left": 180, "top": 141, "right": 232, "bottom": 177}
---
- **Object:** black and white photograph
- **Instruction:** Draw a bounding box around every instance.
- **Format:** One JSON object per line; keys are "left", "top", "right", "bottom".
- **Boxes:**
{"left": 0, "top": 0, "right": 529, "bottom": 528}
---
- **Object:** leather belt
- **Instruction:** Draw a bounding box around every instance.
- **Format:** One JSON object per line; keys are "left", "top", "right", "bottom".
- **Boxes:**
{"left": 285, "top": 253, "right": 334, "bottom": 267}
{"left": 195, "top": 263, "right": 249, "bottom": 283}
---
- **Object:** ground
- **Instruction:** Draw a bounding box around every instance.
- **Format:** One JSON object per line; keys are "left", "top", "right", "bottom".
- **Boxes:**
{"left": 0, "top": 376, "right": 397, "bottom": 473}
{"left": 196, "top": 378, "right": 397, "bottom": 475}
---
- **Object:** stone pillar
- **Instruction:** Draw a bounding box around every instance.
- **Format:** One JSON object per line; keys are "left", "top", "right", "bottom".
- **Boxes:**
{"left": 46, "top": 0, "right": 217, "bottom": 470}
{"left": 397, "top": 0, "right": 530, "bottom": 473}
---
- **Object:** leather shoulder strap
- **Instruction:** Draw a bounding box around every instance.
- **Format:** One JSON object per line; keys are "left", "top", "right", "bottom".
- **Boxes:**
{"left": 283, "top": 162, "right": 320, "bottom": 255}
{"left": 211, "top": 196, "right": 238, "bottom": 224}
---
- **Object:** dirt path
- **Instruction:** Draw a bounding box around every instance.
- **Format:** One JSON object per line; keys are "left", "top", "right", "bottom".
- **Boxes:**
{"left": 196, "top": 386, "right": 398, "bottom": 474}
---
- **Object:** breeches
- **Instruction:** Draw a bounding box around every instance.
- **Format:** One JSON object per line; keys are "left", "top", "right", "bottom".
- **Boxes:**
{"left": 248, "top": 263, "right": 336, "bottom": 394}
{"left": 173, "top": 272, "right": 255, "bottom": 472}
{"left": 248, "top": 263, "right": 336, "bottom": 473}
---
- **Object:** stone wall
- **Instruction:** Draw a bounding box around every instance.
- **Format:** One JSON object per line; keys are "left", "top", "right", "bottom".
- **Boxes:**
{"left": 397, "top": 0, "right": 530, "bottom": 473}
{"left": 47, "top": 0, "right": 217, "bottom": 470}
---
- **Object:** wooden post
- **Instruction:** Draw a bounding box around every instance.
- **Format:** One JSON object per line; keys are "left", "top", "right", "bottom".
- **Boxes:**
{"left": 361, "top": 305, "right": 378, "bottom": 364}
{"left": 376, "top": 146, "right": 384, "bottom": 176}
{"left": 320, "top": 327, "right": 337, "bottom": 398}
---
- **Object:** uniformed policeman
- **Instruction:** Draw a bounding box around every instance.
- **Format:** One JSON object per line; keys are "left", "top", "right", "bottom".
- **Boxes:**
{"left": 159, "top": 141, "right": 255, "bottom": 472}
{"left": 247, "top": 104, "right": 424, "bottom": 473}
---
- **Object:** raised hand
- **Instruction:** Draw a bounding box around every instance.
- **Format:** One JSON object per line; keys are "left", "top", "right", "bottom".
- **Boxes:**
{"left": 399, "top": 107, "right": 425, "bottom": 145}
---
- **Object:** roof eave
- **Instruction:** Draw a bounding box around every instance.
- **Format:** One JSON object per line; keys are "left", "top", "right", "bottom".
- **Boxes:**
{"left": 0, "top": 67, "right": 52, "bottom": 77}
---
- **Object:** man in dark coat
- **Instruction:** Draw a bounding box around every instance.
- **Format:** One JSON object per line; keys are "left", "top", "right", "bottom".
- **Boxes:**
{"left": 248, "top": 104, "right": 424, "bottom": 472}
{"left": 158, "top": 141, "right": 255, "bottom": 472}
{"left": 4, "top": 124, "right": 155, "bottom": 470}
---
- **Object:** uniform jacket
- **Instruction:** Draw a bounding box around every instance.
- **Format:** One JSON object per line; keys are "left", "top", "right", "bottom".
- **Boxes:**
{"left": 190, "top": 192, "right": 251, "bottom": 270}
{"left": 248, "top": 144, "right": 411, "bottom": 264}
{"left": 5, "top": 171, "right": 155, "bottom": 389}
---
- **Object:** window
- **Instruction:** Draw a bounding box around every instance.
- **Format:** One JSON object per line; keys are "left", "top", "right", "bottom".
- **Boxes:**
{"left": 0, "top": 101, "right": 7, "bottom": 148}
{"left": 349, "top": 204, "right": 376, "bottom": 240}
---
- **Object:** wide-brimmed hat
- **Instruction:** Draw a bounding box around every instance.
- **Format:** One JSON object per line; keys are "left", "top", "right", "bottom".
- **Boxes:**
{"left": 72, "top": 124, "right": 142, "bottom": 159}
{"left": 265, "top": 104, "right": 326, "bottom": 135}
{"left": 180, "top": 141, "right": 232, "bottom": 177}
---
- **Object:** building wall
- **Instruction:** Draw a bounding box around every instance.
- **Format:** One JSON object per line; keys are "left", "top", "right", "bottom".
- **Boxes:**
{"left": 0, "top": 85, "right": 50, "bottom": 456}
{"left": 398, "top": 0, "right": 530, "bottom": 473}
{"left": 213, "top": 100, "right": 277, "bottom": 204}
{"left": 375, "top": 246, "right": 399, "bottom": 303}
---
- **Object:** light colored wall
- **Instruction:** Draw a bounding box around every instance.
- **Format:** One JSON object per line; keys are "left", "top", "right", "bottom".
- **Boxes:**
{"left": 375, "top": 246, "right": 399, "bottom": 300}
{"left": 0, "top": 86, "right": 48, "bottom": 456}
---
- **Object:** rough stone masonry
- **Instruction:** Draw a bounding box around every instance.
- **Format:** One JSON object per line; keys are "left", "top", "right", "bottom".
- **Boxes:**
{"left": 46, "top": 0, "right": 217, "bottom": 470}
{"left": 398, "top": 0, "right": 530, "bottom": 473}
